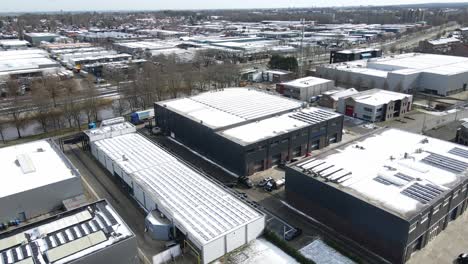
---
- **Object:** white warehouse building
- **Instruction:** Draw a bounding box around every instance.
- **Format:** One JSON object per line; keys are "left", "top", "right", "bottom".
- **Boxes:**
{"left": 276, "top": 76, "right": 335, "bottom": 101}
{"left": 0, "top": 139, "right": 83, "bottom": 223}
{"left": 84, "top": 122, "right": 265, "bottom": 264}
{"left": 316, "top": 53, "right": 468, "bottom": 96}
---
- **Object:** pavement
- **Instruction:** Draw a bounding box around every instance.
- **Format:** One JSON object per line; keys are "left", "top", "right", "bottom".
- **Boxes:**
{"left": 63, "top": 143, "right": 196, "bottom": 264}
{"left": 408, "top": 210, "right": 468, "bottom": 264}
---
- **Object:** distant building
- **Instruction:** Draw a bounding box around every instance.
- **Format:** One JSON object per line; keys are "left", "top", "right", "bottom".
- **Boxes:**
{"left": 317, "top": 53, "right": 468, "bottom": 96}
{"left": 0, "top": 199, "right": 138, "bottom": 264}
{"left": 155, "top": 88, "right": 343, "bottom": 176}
{"left": 330, "top": 48, "right": 382, "bottom": 64}
{"left": 276, "top": 76, "right": 335, "bottom": 101}
{"left": 336, "top": 89, "right": 413, "bottom": 122}
{"left": 0, "top": 39, "right": 29, "bottom": 50}
{"left": 286, "top": 128, "right": 468, "bottom": 264}
{"left": 417, "top": 38, "right": 461, "bottom": 54}
{"left": 318, "top": 88, "right": 359, "bottom": 109}
{"left": 0, "top": 139, "right": 83, "bottom": 223}
{"left": 24, "top": 32, "right": 59, "bottom": 45}
{"left": 262, "top": 69, "right": 294, "bottom": 83}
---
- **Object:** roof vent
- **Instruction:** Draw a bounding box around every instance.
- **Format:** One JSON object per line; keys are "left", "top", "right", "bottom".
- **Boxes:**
{"left": 37, "top": 148, "right": 45, "bottom": 152}
{"left": 16, "top": 154, "right": 36, "bottom": 174}
{"left": 420, "top": 138, "right": 429, "bottom": 144}
{"left": 122, "top": 155, "right": 128, "bottom": 161}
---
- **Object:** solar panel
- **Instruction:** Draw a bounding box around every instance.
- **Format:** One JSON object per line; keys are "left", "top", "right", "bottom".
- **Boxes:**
{"left": 77, "top": 225, "right": 86, "bottom": 236}
{"left": 394, "top": 172, "right": 414, "bottom": 182}
{"left": 401, "top": 183, "right": 444, "bottom": 204}
{"left": 12, "top": 247, "right": 19, "bottom": 262}
{"left": 422, "top": 153, "right": 468, "bottom": 173}
{"left": 101, "top": 208, "right": 118, "bottom": 226}
{"left": 1, "top": 252, "right": 7, "bottom": 264}
{"left": 449, "top": 147, "right": 468, "bottom": 159}
{"left": 20, "top": 245, "right": 28, "bottom": 258}
{"left": 374, "top": 176, "right": 404, "bottom": 187}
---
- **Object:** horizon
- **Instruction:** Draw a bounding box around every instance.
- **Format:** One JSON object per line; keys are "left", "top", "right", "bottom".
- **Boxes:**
{"left": 2, "top": 0, "right": 468, "bottom": 13}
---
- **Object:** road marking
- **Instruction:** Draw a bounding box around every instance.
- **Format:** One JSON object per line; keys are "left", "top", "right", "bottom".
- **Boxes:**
{"left": 138, "top": 248, "right": 152, "bottom": 264}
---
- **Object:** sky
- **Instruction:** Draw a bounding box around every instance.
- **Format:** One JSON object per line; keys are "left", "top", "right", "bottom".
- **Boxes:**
{"left": 2, "top": 0, "right": 468, "bottom": 12}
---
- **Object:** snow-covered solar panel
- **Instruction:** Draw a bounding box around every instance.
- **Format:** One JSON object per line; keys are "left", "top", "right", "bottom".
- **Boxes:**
{"left": 449, "top": 147, "right": 468, "bottom": 159}
{"left": 422, "top": 152, "right": 468, "bottom": 173}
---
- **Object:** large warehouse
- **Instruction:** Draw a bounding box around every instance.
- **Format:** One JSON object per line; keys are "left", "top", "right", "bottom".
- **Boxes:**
{"left": 155, "top": 88, "right": 343, "bottom": 176}
{"left": 0, "top": 200, "right": 137, "bottom": 264}
{"left": 0, "top": 139, "right": 83, "bottom": 223}
{"left": 84, "top": 122, "right": 265, "bottom": 264}
{"left": 286, "top": 128, "right": 468, "bottom": 263}
{"left": 317, "top": 53, "right": 468, "bottom": 96}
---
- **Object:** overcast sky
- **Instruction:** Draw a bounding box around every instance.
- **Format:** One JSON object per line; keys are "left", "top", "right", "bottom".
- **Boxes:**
{"left": 2, "top": 0, "right": 468, "bottom": 12}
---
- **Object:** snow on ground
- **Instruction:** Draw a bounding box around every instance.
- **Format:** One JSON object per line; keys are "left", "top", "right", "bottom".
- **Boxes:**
{"left": 217, "top": 238, "right": 299, "bottom": 264}
{"left": 300, "top": 239, "right": 355, "bottom": 264}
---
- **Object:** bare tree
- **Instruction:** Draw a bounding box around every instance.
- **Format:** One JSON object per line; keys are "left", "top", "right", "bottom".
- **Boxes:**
{"left": 6, "top": 80, "right": 27, "bottom": 138}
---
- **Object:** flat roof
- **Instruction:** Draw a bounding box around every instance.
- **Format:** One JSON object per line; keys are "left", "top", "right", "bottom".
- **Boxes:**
{"left": 159, "top": 88, "right": 303, "bottom": 129}
{"left": 24, "top": 32, "right": 58, "bottom": 37}
{"left": 220, "top": 107, "right": 340, "bottom": 145}
{"left": 93, "top": 132, "right": 264, "bottom": 248}
{"left": 350, "top": 89, "right": 412, "bottom": 106}
{"left": 0, "top": 139, "right": 79, "bottom": 199}
{"left": 292, "top": 129, "right": 468, "bottom": 219}
{"left": 0, "top": 200, "right": 133, "bottom": 264}
{"left": 281, "top": 76, "right": 333, "bottom": 88}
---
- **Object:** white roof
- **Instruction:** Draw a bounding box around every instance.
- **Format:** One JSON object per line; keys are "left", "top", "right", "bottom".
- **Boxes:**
{"left": 0, "top": 39, "right": 29, "bottom": 47}
{"left": 94, "top": 133, "right": 263, "bottom": 247}
{"left": 351, "top": 89, "right": 412, "bottom": 106}
{"left": 282, "top": 76, "right": 333, "bottom": 88}
{"left": 161, "top": 88, "right": 302, "bottom": 129}
{"left": 294, "top": 129, "right": 468, "bottom": 218}
{"left": 0, "top": 140, "right": 78, "bottom": 199}
{"left": 220, "top": 107, "right": 339, "bottom": 145}
{"left": 0, "top": 200, "right": 133, "bottom": 264}
{"left": 428, "top": 37, "right": 461, "bottom": 45}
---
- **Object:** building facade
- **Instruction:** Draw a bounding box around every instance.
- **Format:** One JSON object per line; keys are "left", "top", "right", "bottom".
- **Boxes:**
{"left": 276, "top": 76, "right": 335, "bottom": 101}
{"left": 330, "top": 48, "right": 382, "bottom": 64}
{"left": 155, "top": 88, "right": 343, "bottom": 176}
{"left": 286, "top": 129, "right": 468, "bottom": 263}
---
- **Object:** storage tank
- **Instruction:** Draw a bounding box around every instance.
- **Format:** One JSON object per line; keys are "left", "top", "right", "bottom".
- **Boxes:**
{"left": 145, "top": 211, "right": 173, "bottom": 241}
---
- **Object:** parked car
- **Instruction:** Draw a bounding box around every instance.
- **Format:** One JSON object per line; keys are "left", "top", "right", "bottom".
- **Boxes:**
{"left": 457, "top": 253, "right": 468, "bottom": 264}
{"left": 285, "top": 228, "right": 302, "bottom": 241}
{"left": 257, "top": 177, "right": 273, "bottom": 187}
{"left": 238, "top": 176, "right": 253, "bottom": 189}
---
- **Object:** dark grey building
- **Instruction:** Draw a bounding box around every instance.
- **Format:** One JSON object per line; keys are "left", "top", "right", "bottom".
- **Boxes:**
{"left": 155, "top": 88, "right": 343, "bottom": 176}
{"left": 456, "top": 122, "right": 468, "bottom": 146}
{"left": 0, "top": 200, "right": 138, "bottom": 264}
{"left": 286, "top": 128, "right": 468, "bottom": 264}
{"left": 330, "top": 48, "right": 382, "bottom": 63}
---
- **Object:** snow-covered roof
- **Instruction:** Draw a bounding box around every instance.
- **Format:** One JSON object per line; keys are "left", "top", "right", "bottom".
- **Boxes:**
{"left": 428, "top": 37, "right": 461, "bottom": 46}
{"left": 93, "top": 132, "right": 264, "bottom": 248}
{"left": 0, "top": 139, "right": 79, "bottom": 199}
{"left": 220, "top": 107, "right": 340, "bottom": 145}
{"left": 281, "top": 76, "right": 333, "bottom": 88}
{"left": 292, "top": 129, "right": 468, "bottom": 219}
{"left": 159, "top": 88, "right": 303, "bottom": 129}
{"left": 0, "top": 200, "right": 133, "bottom": 263}
{"left": 349, "top": 89, "right": 412, "bottom": 106}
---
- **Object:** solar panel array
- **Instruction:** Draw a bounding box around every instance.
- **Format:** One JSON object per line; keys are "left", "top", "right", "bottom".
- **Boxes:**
{"left": 189, "top": 89, "right": 302, "bottom": 120}
{"left": 94, "top": 133, "right": 263, "bottom": 246}
{"left": 449, "top": 147, "right": 468, "bottom": 159}
{"left": 401, "top": 183, "right": 445, "bottom": 204}
{"left": 289, "top": 109, "right": 337, "bottom": 125}
{"left": 0, "top": 203, "right": 121, "bottom": 264}
{"left": 422, "top": 152, "right": 468, "bottom": 173}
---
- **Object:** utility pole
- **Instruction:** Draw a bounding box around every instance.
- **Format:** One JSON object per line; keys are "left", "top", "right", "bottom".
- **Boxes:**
{"left": 299, "top": 18, "right": 305, "bottom": 77}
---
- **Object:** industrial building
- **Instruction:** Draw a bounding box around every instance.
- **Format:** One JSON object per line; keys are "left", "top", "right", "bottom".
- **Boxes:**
{"left": 84, "top": 121, "right": 265, "bottom": 264}
{"left": 329, "top": 48, "right": 382, "bottom": 63}
{"left": 276, "top": 76, "right": 335, "bottom": 101}
{"left": 0, "top": 49, "right": 67, "bottom": 81}
{"left": 318, "top": 88, "right": 359, "bottom": 109}
{"left": 155, "top": 88, "right": 343, "bottom": 176}
{"left": 456, "top": 122, "right": 468, "bottom": 146}
{"left": 24, "top": 32, "right": 59, "bottom": 45}
{"left": 286, "top": 128, "right": 468, "bottom": 263}
{"left": 0, "top": 139, "right": 83, "bottom": 223}
{"left": 317, "top": 53, "right": 468, "bottom": 96}
{"left": 0, "top": 39, "right": 29, "bottom": 50}
{"left": 0, "top": 199, "right": 137, "bottom": 264}
{"left": 336, "top": 89, "right": 413, "bottom": 122}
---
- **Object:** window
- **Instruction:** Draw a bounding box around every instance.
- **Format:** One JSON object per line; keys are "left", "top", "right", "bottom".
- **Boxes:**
{"left": 259, "top": 145, "right": 266, "bottom": 150}
{"left": 376, "top": 107, "right": 383, "bottom": 112}
{"left": 281, "top": 138, "right": 289, "bottom": 144}
{"left": 421, "top": 213, "right": 429, "bottom": 224}
{"left": 443, "top": 198, "right": 450, "bottom": 207}
{"left": 363, "top": 115, "right": 372, "bottom": 120}
{"left": 302, "top": 131, "right": 308, "bottom": 137}
{"left": 409, "top": 223, "right": 417, "bottom": 233}
{"left": 246, "top": 148, "right": 255, "bottom": 153}
{"left": 364, "top": 107, "right": 373, "bottom": 112}
{"left": 432, "top": 204, "right": 441, "bottom": 215}
{"left": 453, "top": 190, "right": 460, "bottom": 199}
